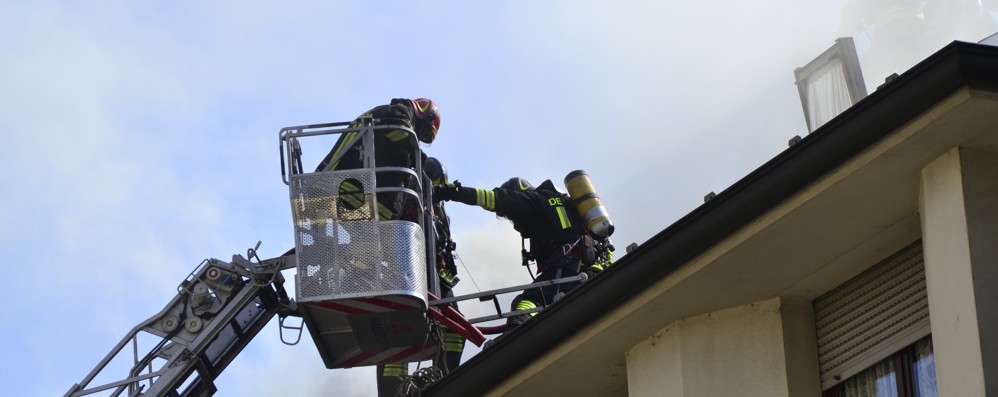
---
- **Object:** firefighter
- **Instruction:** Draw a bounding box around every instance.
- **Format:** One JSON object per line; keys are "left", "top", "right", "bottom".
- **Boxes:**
{"left": 434, "top": 176, "right": 612, "bottom": 331}
{"left": 312, "top": 99, "right": 443, "bottom": 397}
{"left": 424, "top": 157, "right": 466, "bottom": 369}
{"left": 377, "top": 157, "right": 465, "bottom": 397}
{"left": 315, "top": 97, "right": 440, "bottom": 221}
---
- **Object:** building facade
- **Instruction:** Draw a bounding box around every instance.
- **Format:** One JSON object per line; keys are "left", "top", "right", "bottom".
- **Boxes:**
{"left": 427, "top": 42, "right": 998, "bottom": 397}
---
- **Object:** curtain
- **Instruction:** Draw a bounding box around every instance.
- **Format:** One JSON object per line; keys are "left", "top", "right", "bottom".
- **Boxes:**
{"left": 806, "top": 60, "right": 854, "bottom": 130}
{"left": 913, "top": 338, "right": 937, "bottom": 397}
{"left": 825, "top": 336, "right": 937, "bottom": 397}
{"left": 842, "top": 358, "right": 898, "bottom": 397}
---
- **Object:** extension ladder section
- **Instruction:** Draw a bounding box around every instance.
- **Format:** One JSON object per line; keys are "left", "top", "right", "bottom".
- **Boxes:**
{"left": 64, "top": 251, "right": 294, "bottom": 397}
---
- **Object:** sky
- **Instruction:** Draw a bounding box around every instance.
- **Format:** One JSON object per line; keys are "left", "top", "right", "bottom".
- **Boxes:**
{"left": 2, "top": 1, "right": 995, "bottom": 396}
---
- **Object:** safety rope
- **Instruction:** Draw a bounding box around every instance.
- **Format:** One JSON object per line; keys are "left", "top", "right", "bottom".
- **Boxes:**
{"left": 454, "top": 252, "right": 481, "bottom": 292}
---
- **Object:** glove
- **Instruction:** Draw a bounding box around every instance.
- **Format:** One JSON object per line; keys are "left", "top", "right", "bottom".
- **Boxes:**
{"left": 433, "top": 181, "right": 461, "bottom": 202}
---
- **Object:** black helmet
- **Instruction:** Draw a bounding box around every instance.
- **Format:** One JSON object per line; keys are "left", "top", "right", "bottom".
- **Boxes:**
{"left": 424, "top": 157, "right": 448, "bottom": 185}
{"left": 500, "top": 177, "right": 534, "bottom": 191}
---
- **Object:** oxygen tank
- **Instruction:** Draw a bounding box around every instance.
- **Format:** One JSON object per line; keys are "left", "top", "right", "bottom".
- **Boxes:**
{"left": 564, "top": 170, "right": 614, "bottom": 238}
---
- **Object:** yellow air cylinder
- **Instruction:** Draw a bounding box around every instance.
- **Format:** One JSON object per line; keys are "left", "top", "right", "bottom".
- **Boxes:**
{"left": 564, "top": 170, "right": 614, "bottom": 237}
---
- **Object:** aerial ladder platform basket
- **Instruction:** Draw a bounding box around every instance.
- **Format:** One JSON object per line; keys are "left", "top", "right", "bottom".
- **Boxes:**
{"left": 280, "top": 119, "right": 440, "bottom": 369}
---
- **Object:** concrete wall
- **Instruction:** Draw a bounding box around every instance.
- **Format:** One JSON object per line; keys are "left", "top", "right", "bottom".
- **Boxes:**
{"left": 625, "top": 297, "right": 820, "bottom": 397}
{"left": 920, "top": 147, "right": 998, "bottom": 397}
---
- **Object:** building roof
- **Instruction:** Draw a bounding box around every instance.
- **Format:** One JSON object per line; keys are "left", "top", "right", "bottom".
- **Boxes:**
{"left": 425, "top": 41, "right": 998, "bottom": 397}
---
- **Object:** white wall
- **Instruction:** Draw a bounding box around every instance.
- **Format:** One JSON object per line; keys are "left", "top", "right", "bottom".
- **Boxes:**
{"left": 920, "top": 147, "right": 998, "bottom": 397}
{"left": 625, "top": 297, "right": 820, "bottom": 397}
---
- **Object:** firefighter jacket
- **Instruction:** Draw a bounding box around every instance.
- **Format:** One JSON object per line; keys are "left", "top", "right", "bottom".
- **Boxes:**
{"left": 313, "top": 98, "right": 422, "bottom": 220}
{"left": 448, "top": 180, "right": 587, "bottom": 268}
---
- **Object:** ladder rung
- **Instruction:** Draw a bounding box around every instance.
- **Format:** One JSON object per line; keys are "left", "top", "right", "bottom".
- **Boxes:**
{"left": 429, "top": 275, "right": 584, "bottom": 306}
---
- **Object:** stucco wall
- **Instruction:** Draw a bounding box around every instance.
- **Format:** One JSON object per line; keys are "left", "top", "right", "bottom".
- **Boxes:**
{"left": 625, "top": 297, "right": 819, "bottom": 397}
{"left": 920, "top": 147, "right": 998, "bottom": 397}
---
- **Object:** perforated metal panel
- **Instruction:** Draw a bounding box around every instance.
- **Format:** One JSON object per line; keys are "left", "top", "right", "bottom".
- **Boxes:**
{"left": 813, "top": 242, "right": 929, "bottom": 389}
{"left": 290, "top": 170, "right": 427, "bottom": 304}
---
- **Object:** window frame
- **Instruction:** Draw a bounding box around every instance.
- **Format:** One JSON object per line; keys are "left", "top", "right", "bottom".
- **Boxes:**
{"left": 822, "top": 336, "right": 935, "bottom": 397}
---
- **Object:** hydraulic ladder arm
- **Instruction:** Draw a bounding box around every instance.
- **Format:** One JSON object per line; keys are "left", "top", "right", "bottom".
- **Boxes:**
{"left": 64, "top": 244, "right": 300, "bottom": 397}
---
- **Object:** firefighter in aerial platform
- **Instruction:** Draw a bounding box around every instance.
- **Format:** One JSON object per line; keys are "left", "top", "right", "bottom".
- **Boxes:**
{"left": 422, "top": 157, "right": 465, "bottom": 344}
{"left": 434, "top": 172, "right": 615, "bottom": 331}
{"left": 310, "top": 98, "right": 445, "bottom": 397}
{"left": 378, "top": 157, "right": 466, "bottom": 397}
{"left": 315, "top": 97, "right": 441, "bottom": 221}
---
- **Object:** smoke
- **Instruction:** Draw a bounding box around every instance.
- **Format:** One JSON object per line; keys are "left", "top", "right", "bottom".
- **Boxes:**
{"left": 837, "top": 0, "right": 998, "bottom": 90}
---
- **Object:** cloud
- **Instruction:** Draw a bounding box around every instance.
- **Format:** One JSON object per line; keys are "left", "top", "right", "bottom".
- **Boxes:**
{"left": 8, "top": 0, "right": 993, "bottom": 395}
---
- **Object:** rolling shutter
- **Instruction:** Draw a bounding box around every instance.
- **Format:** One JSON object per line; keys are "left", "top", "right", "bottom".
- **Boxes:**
{"left": 813, "top": 241, "right": 930, "bottom": 390}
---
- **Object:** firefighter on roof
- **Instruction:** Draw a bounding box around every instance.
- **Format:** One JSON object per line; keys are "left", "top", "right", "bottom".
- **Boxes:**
{"left": 434, "top": 176, "right": 614, "bottom": 331}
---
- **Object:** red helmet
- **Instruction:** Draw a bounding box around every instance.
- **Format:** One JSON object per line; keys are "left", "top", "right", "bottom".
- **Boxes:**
{"left": 411, "top": 98, "right": 440, "bottom": 143}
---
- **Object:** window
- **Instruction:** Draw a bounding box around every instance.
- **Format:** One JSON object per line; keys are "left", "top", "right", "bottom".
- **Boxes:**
{"left": 912, "top": 338, "right": 936, "bottom": 397}
{"left": 794, "top": 37, "right": 868, "bottom": 132}
{"left": 823, "top": 336, "right": 936, "bottom": 397}
{"left": 813, "top": 242, "right": 929, "bottom": 389}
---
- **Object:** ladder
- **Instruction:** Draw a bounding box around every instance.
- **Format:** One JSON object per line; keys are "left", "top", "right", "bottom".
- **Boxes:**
{"left": 64, "top": 246, "right": 297, "bottom": 397}
{"left": 63, "top": 241, "right": 585, "bottom": 397}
